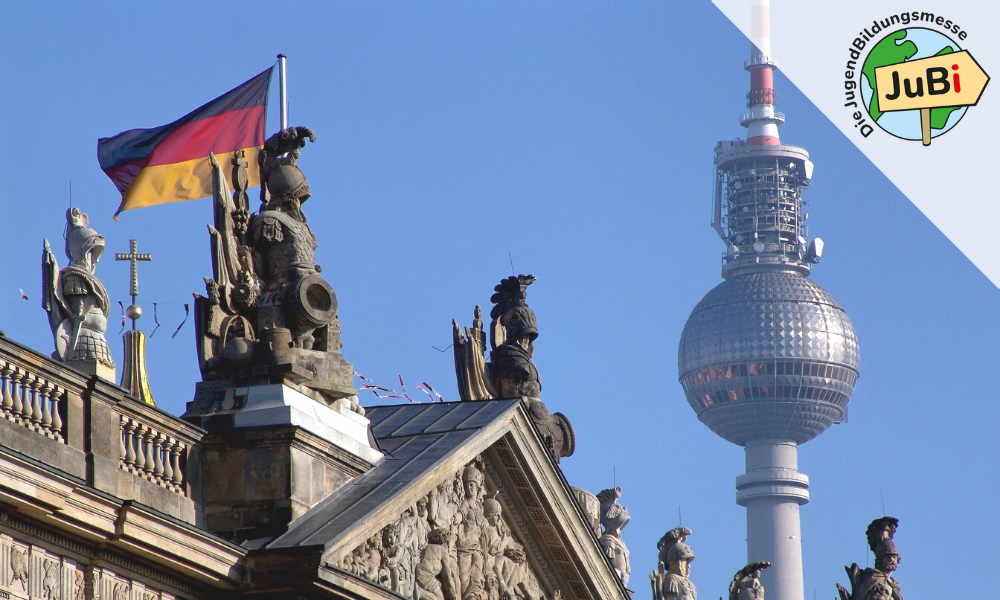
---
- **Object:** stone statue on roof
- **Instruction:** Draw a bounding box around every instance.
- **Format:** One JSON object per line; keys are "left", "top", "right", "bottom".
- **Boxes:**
{"left": 597, "top": 487, "right": 631, "bottom": 587}
{"left": 41, "top": 208, "right": 115, "bottom": 378}
{"left": 728, "top": 562, "right": 770, "bottom": 600}
{"left": 650, "top": 527, "right": 696, "bottom": 600}
{"left": 836, "top": 517, "right": 903, "bottom": 600}
{"left": 452, "top": 275, "right": 574, "bottom": 463}
{"left": 188, "top": 127, "right": 356, "bottom": 410}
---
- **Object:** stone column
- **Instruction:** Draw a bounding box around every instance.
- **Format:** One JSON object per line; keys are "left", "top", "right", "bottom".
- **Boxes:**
{"left": 736, "top": 439, "right": 809, "bottom": 600}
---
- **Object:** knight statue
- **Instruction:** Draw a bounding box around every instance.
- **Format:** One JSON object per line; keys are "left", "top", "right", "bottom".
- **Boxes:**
{"left": 728, "top": 562, "right": 770, "bottom": 600}
{"left": 452, "top": 275, "right": 574, "bottom": 463}
{"left": 650, "top": 527, "right": 696, "bottom": 600}
{"left": 41, "top": 208, "right": 115, "bottom": 378}
{"left": 596, "top": 487, "right": 631, "bottom": 587}
{"left": 187, "top": 127, "right": 356, "bottom": 415}
{"left": 836, "top": 517, "right": 903, "bottom": 600}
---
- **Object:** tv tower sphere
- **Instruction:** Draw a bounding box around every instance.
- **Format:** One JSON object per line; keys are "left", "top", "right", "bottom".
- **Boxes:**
{"left": 677, "top": 2, "right": 859, "bottom": 600}
{"left": 679, "top": 271, "right": 859, "bottom": 445}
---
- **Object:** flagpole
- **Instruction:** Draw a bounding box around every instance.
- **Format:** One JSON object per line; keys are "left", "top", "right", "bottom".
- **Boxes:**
{"left": 277, "top": 54, "right": 288, "bottom": 130}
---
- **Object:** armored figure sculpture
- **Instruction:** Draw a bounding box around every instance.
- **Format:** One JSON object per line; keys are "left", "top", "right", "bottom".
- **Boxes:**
{"left": 650, "top": 527, "right": 696, "bottom": 600}
{"left": 837, "top": 517, "right": 903, "bottom": 600}
{"left": 728, "top": 562, "right": 771, "bottom": 600}
{"left": 452, "top": 275, "right": 574, "bottom": 463}
{"left": 42, "top": 208, "right": 115, "bottom": 373}
{"left": 187, "top": 127, "right": 356, "bottom": 413}
{"left": 596, "top": 487, "right": 631, "bottom": 587}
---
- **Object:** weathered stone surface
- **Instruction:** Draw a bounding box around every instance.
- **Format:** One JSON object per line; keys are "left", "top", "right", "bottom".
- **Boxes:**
{"left": 200, "top": 425, "right": 368, "bottom": 541}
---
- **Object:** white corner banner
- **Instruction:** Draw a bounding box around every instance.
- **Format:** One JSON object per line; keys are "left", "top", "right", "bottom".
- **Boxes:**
{"left": 714, "top": 1, "right": 1000, "bottom": 286}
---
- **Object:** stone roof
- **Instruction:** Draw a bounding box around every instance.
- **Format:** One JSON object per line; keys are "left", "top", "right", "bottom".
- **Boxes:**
{"left": 262, "top": 399, "right": 520, "bottom": 550}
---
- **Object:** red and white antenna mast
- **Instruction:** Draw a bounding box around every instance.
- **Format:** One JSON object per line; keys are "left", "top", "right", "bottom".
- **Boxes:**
{"left": 743, "top": 0, "right": 783, "bottom": 145}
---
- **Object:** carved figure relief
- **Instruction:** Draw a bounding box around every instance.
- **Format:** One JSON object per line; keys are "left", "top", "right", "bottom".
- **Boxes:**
{"left": 113, "top": 580, "right": 129, "bottom": 600}
{"left": 42, "top": 208, "right": 115, "bottom": 369}
{"left": 42, "top": 558, "right": 61, "bottom": 600}
{"left": 74, "top": 570, "right": 85, "bottom": 600}
{"left": 596, "top": 487, "right": 630, "bottom": 587}
{"left": 837, "top": 517, "right": 903, "bottom": 600}
{"left": 650, "top": 527, "right": 696, "bottom": 600}
{"left": 452, "top": 277, "right": 575, "bottom": 463}
{"left": 10, "top": 545, "right": 28, "bottom": 590}
{"left": 338, "top": 457, "right": 548, "bottom": 600}
{"left": 570, "top": 487, "right": 601, "bottom": 539}
{"left": 193, "top": 127, "right": 355, "bottom": 405}
{"left": 728, "top": 562, "right": 770, "bottom": 600}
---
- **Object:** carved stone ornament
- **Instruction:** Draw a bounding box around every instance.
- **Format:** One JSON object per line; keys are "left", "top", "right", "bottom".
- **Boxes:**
{"left": 74, "top": 570, "right": 85, "bottom": 600}
{"left": 836, "top": 517, "right": 903, "bottom": 600}
{"left": 192, "top": 128, "right": 356, "bottom": 406}
{"left": 728, "top": 562, "right": 770, "bottom": 600}
{"left": 42, "top": 208, "right": 115, "bottom": 369}
{"left": 10, "top": 544, "right": 28, "bottom": 590}
{"left": 113, "top": 581, "right": 129, "bottom": 600}
{"left": 650, "top": 527, "right": 695, "bottom": 600}
{"left": 570, "top": 487, "right": 601, "bottom": 539}
{"left": 452, "top": 276, "right": 574, "bottom": 463}
{"left": 596, "top": 488, "right": 630, "bottom": 587}
{"left": 336, "top": 456, "right": 549, "bottom": 600}
{"left": 42, "top": 558, "right": 61, "bottom": 600}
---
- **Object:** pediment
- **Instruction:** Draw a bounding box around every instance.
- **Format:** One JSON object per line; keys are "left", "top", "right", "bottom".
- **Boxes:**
{"left": 262, "top": 400, "right": 627, "bottom": 600}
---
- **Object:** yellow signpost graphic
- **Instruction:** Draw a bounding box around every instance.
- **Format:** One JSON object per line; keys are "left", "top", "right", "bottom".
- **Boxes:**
{"left": 874, "top": 50, "right": 989, "bottom": 146}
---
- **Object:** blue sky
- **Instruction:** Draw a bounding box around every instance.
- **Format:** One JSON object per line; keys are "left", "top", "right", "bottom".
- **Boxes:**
{"left": 1, "top": 2, "right": 997, "bottom": 598}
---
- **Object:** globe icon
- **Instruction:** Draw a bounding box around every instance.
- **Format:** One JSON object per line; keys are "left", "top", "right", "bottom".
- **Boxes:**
{"left": 860, "top": 27, "right": 967, "bottom": 140}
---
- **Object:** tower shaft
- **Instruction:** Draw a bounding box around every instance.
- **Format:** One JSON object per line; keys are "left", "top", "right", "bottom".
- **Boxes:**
{"left": 737, "top": 439, "right": 808, "bottom": 600}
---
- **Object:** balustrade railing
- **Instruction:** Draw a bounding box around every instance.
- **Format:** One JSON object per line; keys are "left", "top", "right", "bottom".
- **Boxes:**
{"left": 119, "top": 416, "right": 186, "bottom": 492}
{"left": 0, "top": 360, "right": 66, "bottom": 442}
{"left": 0, "top": 336, "right": 202, "bottom": 506}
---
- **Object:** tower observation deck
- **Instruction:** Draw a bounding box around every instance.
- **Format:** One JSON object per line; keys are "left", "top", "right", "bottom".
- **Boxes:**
{"left": 677, "top": 3, "right": 859, "bottom": 600}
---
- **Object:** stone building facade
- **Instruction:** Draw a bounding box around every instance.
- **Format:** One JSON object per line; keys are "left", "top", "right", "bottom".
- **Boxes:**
{"left": 0, "top": 333, "right": 628, "bottom": 600}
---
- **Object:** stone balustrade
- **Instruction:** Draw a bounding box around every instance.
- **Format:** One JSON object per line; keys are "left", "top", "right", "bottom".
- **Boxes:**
{"left": 0, "top": 360, "right": 66, "bottom": 442}
{"left": 120, "top": 415, "right": 186, "bottom": 492}
{"left": 0, "top": 334, "right": 204, "bottom": 523}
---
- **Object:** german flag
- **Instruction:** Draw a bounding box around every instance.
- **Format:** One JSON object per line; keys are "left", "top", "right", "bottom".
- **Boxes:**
{"left": 99, "top": 68, "right": 273, "bottom": 219}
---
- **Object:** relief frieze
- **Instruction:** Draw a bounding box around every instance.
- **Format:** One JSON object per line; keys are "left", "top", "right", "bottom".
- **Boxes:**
{"left": 336, "top": 456, "right": 552, "bottom": 600}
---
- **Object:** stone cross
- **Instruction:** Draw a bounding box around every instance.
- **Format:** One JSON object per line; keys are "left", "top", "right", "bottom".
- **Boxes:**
{"left": 115, "top": 239, "right": 152, "bottom": 298}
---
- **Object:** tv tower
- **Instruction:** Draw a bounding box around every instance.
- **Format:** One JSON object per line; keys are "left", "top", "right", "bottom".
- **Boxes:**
{"left": 677, "top": 3, "right": 859, "bottom": 600}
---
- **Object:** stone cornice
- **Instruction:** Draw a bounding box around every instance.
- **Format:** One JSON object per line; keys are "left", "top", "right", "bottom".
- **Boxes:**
{"left": 0, "top": 444, "right": 245, "bottom": 590}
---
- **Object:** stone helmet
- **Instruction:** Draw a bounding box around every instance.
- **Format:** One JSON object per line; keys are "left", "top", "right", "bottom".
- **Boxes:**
{"left": 463, "top": 463, "right": 485, "bottom": 486}
{"left": 596, "top": 487, "right": 630, "bottom": 533}
{"left": 874, "top": 538, "right": 899, "bottom": 560}
{"left": 502, "top": 304, "right": 538, "bottom": 342}
{"left": 265, "top": 162, "right": 311, "bottom": 204}
{"left": 64, "top": 208, "right": 104, "bottom": 270}
{"left": 259, "top": 126, "right": 316, "bottom": 205}
{"left": 483, "top": 492, "right": 502, "bottom": 519}
{"left": 490, "top": 274, "right": 539, "bottom": 341}
{"left": 666, "top": 540, "right": 695, "bottom": 565}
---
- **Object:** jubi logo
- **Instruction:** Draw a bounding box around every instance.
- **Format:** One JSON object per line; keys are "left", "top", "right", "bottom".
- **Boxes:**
{"left": 844, "top": 15, "right": 989, "bottom": 146}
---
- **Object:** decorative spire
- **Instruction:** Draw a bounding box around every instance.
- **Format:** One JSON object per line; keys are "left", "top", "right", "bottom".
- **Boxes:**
{"left": 115, "top": 239, "right": 155, "bottom": 405}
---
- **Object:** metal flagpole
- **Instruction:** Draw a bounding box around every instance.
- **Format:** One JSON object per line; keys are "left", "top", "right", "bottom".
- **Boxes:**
{"left": 277, "top": 54, "right": 288, "bottom": 130}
